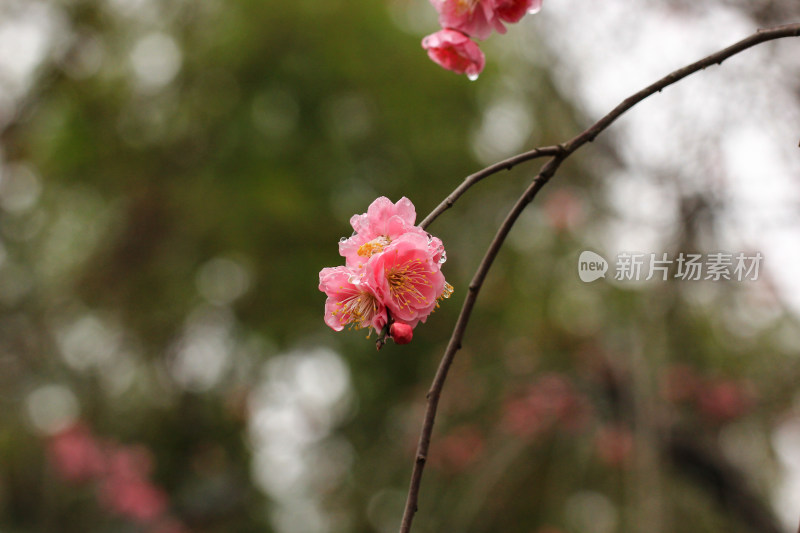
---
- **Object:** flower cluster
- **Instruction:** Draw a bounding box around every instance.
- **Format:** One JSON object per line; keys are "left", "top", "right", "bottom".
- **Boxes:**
{"left": 319, "top": 197, "right": 453, "bottom": 347}
{"left": 47, "top": 422, "right": 188, "bottom": 532}
{"left": 422, "top": 0, "right": 543, "bottom": 78}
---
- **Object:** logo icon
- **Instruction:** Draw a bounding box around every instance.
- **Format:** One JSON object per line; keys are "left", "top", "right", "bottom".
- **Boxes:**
{"left": 578, "top": 251, "right": 608, "bottom": 283}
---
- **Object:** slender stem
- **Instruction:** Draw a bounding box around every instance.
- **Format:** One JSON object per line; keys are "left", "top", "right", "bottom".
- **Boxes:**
{"left": 418, "top": 145, "right": 563, "bottom": 231}
{"left": 400, "top": 22, "right": 800, "bottom": 533}
{"left": 419, "top": 22, "right": 800, "bottom": 232}
{"left": 399, "top": 156, "right": 564, "bottom": 533}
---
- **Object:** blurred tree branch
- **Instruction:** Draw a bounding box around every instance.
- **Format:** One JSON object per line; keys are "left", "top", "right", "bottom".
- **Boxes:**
{"left": 401, "top": 22, "right": 800, "bottom": 533}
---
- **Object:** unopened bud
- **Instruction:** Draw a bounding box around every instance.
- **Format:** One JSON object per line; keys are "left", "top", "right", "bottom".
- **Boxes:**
{"left": 389, "top": 323, "right": 413, "bottom": 345}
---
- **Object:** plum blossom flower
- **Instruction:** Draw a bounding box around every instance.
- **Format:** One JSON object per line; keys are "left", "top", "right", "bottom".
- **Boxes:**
{"left": 494, "top": 0, "right": 542, "bottom": 25}
{"left": 429, "top": 0, "right": 502, "bottom": 40}
{"left": 365, "top": 232, "right": 449, "bottom": 327}
{"left": 429, "top": 0, "right": 542, "bottom": 39}
{"left": 319, "top": 197, "right": 453, "bottom": 344}
{"left": 422, "top": 29, "right": 485, "bottom": 79}
{"left": 319, "top": 266, "right": 387, "bottom": 333}
{"left": 339, "top": 196, "right": 425, "bottom": 267}
{"left": 423, "top": 0, "right": 542, "bottom": 76}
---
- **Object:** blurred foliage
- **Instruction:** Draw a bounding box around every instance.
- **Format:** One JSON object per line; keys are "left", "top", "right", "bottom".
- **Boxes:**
{"left": 1, "top": 0, "right": 799, "bottom": 533}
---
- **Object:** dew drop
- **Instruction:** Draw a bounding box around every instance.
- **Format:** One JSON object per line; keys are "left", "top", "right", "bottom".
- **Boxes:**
{"left": 528, "top": 0, "right": 542, "bottom": 14}
{"left": 467, "top": 73, "right": 479, "bottom": 82}
{"left": 339, "top": 237, "right": 348, "bottom": 244}
{"left": 438, "top": 251, "right": 447, "bottom": 264}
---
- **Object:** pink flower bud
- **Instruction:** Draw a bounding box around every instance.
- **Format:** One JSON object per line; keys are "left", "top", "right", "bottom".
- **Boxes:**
{"left": 421, "top": 29, "right": 485, "bottom": 79}
{"left": 390, "top": 322, "right": 413, "bottom": 345}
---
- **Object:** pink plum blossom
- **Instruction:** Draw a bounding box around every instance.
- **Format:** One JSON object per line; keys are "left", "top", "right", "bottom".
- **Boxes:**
{"left": 365, "top": 232, "right": 447, "bottom": 326}
{"left": 320, "top": 197, "right": 453, "bottom": 344}
{"left": 494, "top": 0, "right": 541, "bottom": 24}
{"left": 429, "top": 0, "right": 542, "bottom": 40}
{"left": 48, "top": 423, "right": 106, "bottom": 483}
{"left": 429, "top": 0, "right": 502, "bottom": 40}
{"left": 319, "top": 266, "right": 388, "bottom": 333}
{"left": 421, "top": 29, "right": 485, "bottom": 79}
{"left": 339, "top": 196, "right": 426, "bottom": 267}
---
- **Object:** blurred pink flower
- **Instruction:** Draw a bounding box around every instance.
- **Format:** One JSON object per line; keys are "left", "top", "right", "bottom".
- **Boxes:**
{"left": 501, "top": 373, "right": 590, "bottom": 438}
{"left": 107, "top": 445, "right": 155, "bottom": 480}
{"left": 429, "top": 0, "right": 501, "bottom": 40}
{"left": 422, "top": 29, "right": 485, "bottom": 79}
{"left": 431, "top": 424, "right": 485, "bottom": 472}
{"left": 99, "top": 476, "right": 168, "bottom": 523}
{"left": 542, "top": 188, "right": 584, "bottom": 233}
{"left": 697, "top": 379, "right": 754, "bottom": 423}
{"left": 48, "top": 423, "right": 106, "bottom": 483}
{"left": 429, "top": 0, "right": 542, "bottom": 41}
{"left": 595, "top": 425, "right": 633, "bottom": 468}
{"left": 494, "top": 0, "right": 541, "bottom": 24}
{"left": 45, "top": 421, "right": 183, "bottom": 528}
{"left": 319, "top": 266, "right": 388, "bottom": 333}
{"left": 365, "top": 232, "right": 447, "bottom": 327}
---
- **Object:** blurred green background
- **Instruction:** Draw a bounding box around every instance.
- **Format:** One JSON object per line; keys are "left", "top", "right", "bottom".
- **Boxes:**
{"left": 1, "top": 0, "right": 800, "bottom": 532}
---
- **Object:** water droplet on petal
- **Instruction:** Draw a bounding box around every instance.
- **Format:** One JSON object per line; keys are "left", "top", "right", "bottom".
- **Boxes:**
{"left": 528, "top": 0, "right": 542, "bottom": 14}
{"left": 438, "top": 251, "right": 447, "bottom": 264}
{"left": 339, "top": 237, "right": 348, "bottom": 244}
{"left": 467, "top": 73, "right": 479, "bottom": 82}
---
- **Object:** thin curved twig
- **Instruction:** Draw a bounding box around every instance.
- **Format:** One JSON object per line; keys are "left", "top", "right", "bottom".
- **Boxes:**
{"left": 400, "top": 22, "right": 800, "bottom": 533}
{"left": 418, "top": 145, "right": 563, "bottom": 230}
{"left": 418, "top": 23, "right": 800, "bottom": 232}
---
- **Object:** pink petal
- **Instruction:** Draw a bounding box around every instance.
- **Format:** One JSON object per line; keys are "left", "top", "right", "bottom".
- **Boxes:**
{"left": 421, "top": 30, "right": 485, "bottom": 78}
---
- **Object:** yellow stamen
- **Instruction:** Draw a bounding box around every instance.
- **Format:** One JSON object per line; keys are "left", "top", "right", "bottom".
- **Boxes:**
{"left": 357, "top": 236, "right": 392, "bottom": 258}
{"left": 331, "top": 290, "right": 379, "bottom": 330}
{"left": 440, "top": 282, "right": 454, "bottom": 300}
{"left": 456, "top": 0, "right": 479, "bottom": 14}
{"left": 386, "top": 259, "right": 432, "bottom": 309}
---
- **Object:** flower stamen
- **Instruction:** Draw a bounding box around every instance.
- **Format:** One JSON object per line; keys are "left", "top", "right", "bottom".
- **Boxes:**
{"left": 357, "top": 236, "right": 392, "bottom": 258}
{"left": 332, "top": 290, "right": 379, "bottom": 329}
{"left": 387, "top": 259, "right": 433, "bottom": 309}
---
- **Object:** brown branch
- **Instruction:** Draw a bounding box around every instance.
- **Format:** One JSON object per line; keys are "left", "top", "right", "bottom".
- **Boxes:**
{"left": 419, "top": 22, "right": 800, "bottom": 232}
{"left": 418, "top": 145, "right": 563, "bottom": 230}
{"left": 399, "top": 22, "right": 800, "bottom": 533}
